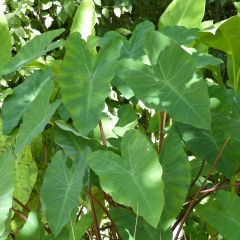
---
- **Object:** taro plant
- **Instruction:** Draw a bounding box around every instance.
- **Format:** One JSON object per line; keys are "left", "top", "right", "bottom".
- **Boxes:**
{"left": 0, "top": 0, "right": 240, "bottom": 239}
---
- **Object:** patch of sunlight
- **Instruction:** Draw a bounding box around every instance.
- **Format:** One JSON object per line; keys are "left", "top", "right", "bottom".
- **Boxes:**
{"left": 184, "top": 75, "right": 200, "bottom": 89}
{"left": 142, "top": 165, "right": 162, "bottom": 187}
{"left": 210, "top": 97, "right": 221, "bottom": 109}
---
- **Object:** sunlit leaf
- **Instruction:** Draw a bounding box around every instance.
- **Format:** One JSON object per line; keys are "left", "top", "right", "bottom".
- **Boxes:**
{"left": 87, "top": 129, "right": 164, "bottom": 227}
{"left": 159, "top": 0, "right": 206, "bottom": 28}
{"left": 119, "top": 31, "right": 211, "bottom": 130}
{"left": 59, "top": 33, "right": 121, "bottom": 135}
{"left": 70, "top": 0, "right": 96, "bottom": 40}
{"left": 1, "top": 29, "right": 64, "bottom": 75}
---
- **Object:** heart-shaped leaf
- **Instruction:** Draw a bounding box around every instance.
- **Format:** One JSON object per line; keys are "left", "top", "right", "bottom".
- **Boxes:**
{"left": 87, "top": 129, "right": 164, "bottom": 227}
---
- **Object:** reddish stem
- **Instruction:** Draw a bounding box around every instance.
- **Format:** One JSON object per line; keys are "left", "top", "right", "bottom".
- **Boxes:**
{"left": 189, "top": 159, "right": 206, "bottom": 190}
{"left": 158, "top": 112, "right": 166, "bottom": 155}
{"left": 88, "top": 181, "right": 102, "bottom": 240}
{"left": 99, "top": 120, "right": 107, "bottom": 146}
{"left": 12, "top": 208, "right": 27, "bottom": 222}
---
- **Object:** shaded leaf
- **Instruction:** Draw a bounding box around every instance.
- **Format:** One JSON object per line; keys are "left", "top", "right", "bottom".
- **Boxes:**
{"left": 40, "top": 150, "right": 88, "bottom": 235}
{"left": 15, "top": 81, "right": 60, "bottom": 152}
{"left": 54, "top": 125, "right": 101, "bottom": 159}
{"left": 87, "top": 129, "right": 164, "bottom": 227}
{"left": 110, "top": 207, "right": 172, "bottom": 240}
{"left": 176, "top": 123, "right": 240, "bottom": 178}
{"left": 196, "top": 191, "right": 240, "bottom": 240}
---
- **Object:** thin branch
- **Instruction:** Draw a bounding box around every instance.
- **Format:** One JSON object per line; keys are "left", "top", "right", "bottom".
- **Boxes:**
{"left": 158, "top": 112, "right": 166, "bottom": 155}
{"left": 88, "top": 181, "right": 102, "bottom": 240}
{"left": 99, "top": 120, "right": 107, "bottom": 146}
{"left": 90, "top": 194, "right": 121, "bottom": 240}
{"left": 201, "top": 182, "right": 240, "bottom": 194}
{"left": 173, "top": 137, "right": 230, "bottom": 240}
{"left": 13, "top": 197, "right": 30, "bottom": 213}
{"left": 76, "top": 205, "right": 84, "bottom": 222}
{"left": 189, "top": 159, "right": 206, "bottom": 190}
{"left": 12, "top": 208, "right": 27, "bottom": 222}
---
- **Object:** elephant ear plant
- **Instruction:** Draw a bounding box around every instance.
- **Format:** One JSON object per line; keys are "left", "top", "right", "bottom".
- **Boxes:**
{"left": 0, "top": 0, "right": 240, "bottom": 239}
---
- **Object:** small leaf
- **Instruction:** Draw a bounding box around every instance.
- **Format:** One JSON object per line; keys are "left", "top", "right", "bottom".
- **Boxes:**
{"left": 40, "top": 150, "right": 88, "bottom": 236}
{"left": 114, "top": 7, "right": 121, "bottom": 18}
{"left": 196, "top": 191, "right": 240, "bottom": 240}
{"left": 87, "top": 130, "right": 164, "bottom": 227}
{"left": 70, "top": 0, "right": 96, "bottom": 40}
{"left": 159, "top": 0, "right": 206, "bottom": 29}
{"left": 1, "top": 29, "right": 64, "bottom": 75}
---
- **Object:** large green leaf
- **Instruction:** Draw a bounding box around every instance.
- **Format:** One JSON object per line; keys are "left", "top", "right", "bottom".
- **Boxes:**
{"left": 0, "top": 8, "right": 11, "bottom": 71}
{"left": 40, "top": 150, "right": 88, "bottom": 236}
{"left": 54, "top": 125, "right": 101, "bottom": 159}
{"left": 87, "top": 129, "right": 164, "bottom": 227}
{"left": 0, "top": 151, "right": 14, "bottom": 236}
{"left": 196, "top": 191, "right": 240, "bottom": 240}
{"left": 15, "top": 90, "right": 60, "bottom": 153}
{"left": 199, "top": 16, "right": 240, "bottom": 90}
{"left": 176, "top": 123, "right": 240, "bottom": 178}
{"left": 59, "top": 33, "right": 121, "bottom": 135}
{"left": 159, "top": 0, "right": 205, "bottom": 28}
{"left": 110, "top": 208, "right": 172, "bottom": 240}
{"left": 119, "top": 31, "right": 211, "bottom": 130}
{"left": 70, "top": 0, "right": 96, "bottom": 40}
{"left": 2, "top": 69, "right": 52, "bottom": 135}
{"left": 14, "top": 146, "right": 37, "bottom": 206}
{"left": 1, "top": 29, "right": 64, "bottom": 75}
{"left": 160, "top": 131, "right": 191, "bottom": 230}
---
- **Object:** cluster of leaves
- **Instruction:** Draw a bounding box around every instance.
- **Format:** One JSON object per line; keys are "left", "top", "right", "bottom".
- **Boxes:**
{"left": 0, "top": 0, "right": 240, "bottom": 239}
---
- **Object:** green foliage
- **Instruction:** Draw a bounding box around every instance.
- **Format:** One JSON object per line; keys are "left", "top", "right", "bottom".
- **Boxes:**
{"left": 1, "top": 0, "right": 240, "bottom": 239}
